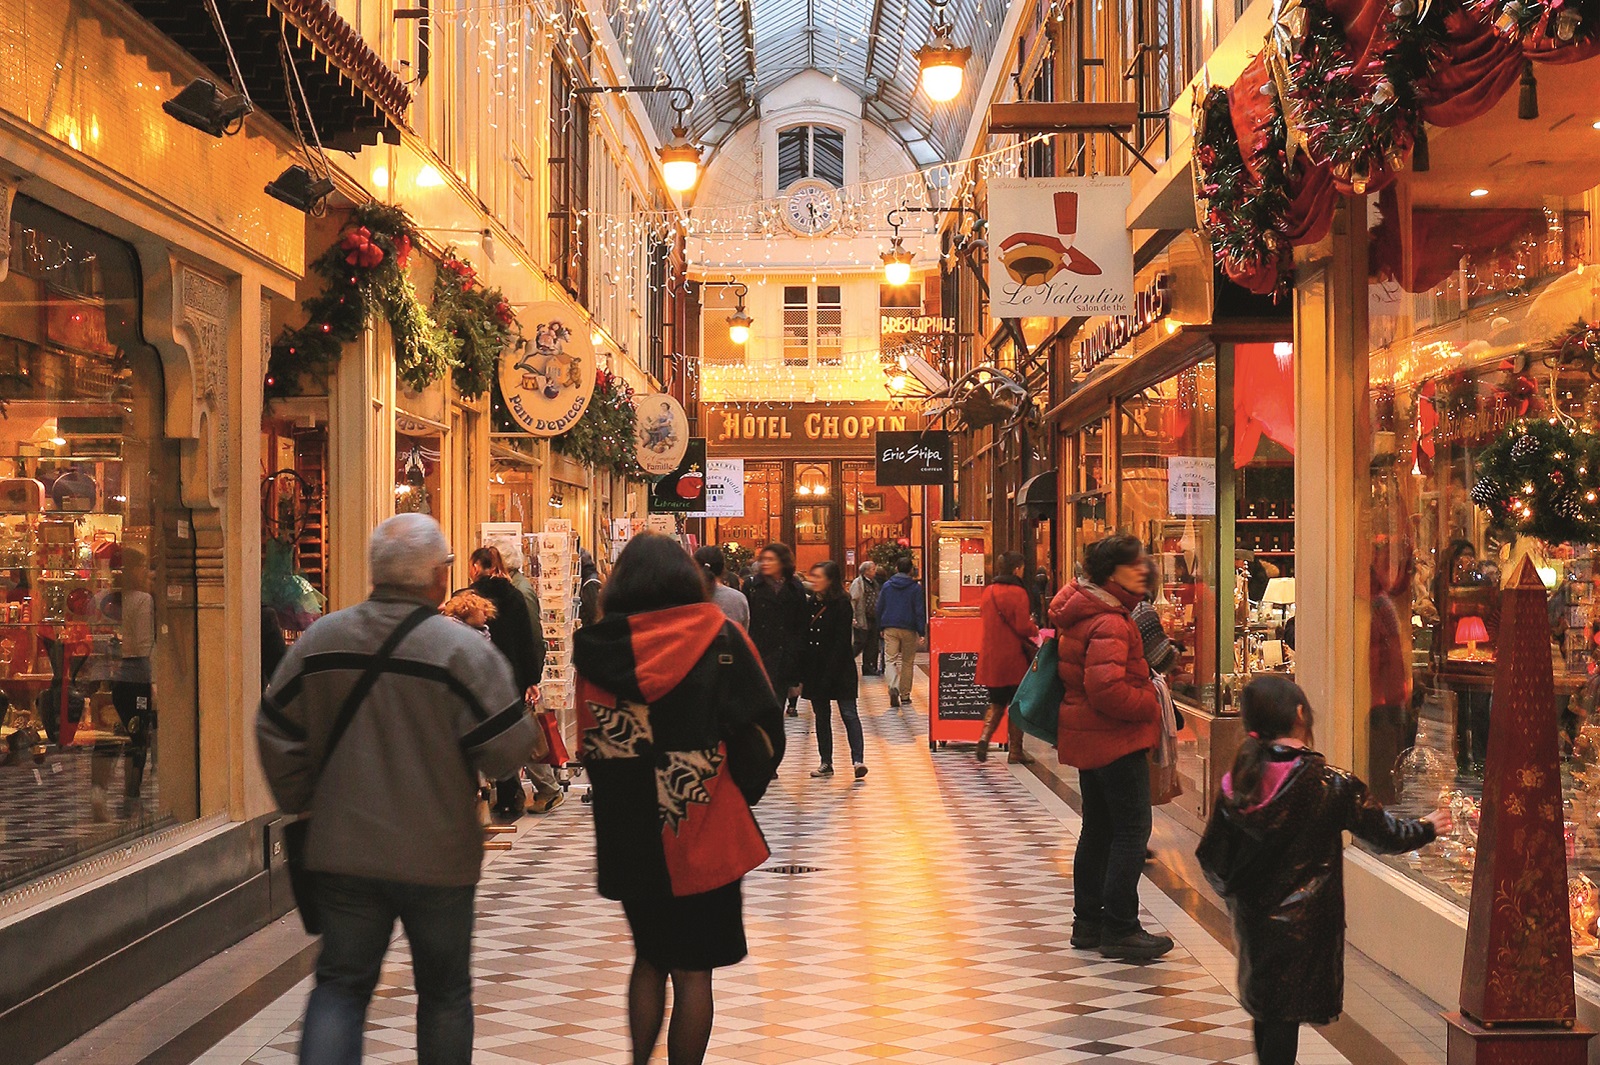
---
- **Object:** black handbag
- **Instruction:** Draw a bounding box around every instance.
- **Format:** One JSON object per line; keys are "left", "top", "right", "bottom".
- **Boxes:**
{"left": 284, "top": 605, "right": 435, "bottom": 934}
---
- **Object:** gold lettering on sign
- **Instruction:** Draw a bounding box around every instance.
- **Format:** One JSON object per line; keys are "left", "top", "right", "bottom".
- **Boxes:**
{"left": 822, "top": 417, "right": 839, "bottom": 439}
{"left": 843, "top": 416, "right": 859, "bottom": 437}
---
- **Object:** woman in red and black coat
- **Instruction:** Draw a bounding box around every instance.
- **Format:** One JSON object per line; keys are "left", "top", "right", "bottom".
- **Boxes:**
{"left": 975, "top": 551, "right": 1041, "bottom": 764}
{"left": 803, "top": 560, "right": 866, "bottom": 780}
{"left": 574, "top": 534, "right": 785, "bottom": 1065}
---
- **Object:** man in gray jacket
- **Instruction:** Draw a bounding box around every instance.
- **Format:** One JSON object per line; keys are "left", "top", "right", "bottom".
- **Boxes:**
{"left": 258, "top": 514, "right": 538, "bottom": 1065}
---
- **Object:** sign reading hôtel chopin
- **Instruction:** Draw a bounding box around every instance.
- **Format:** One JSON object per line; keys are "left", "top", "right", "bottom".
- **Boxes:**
{"left": 704, "top": 402, "right": 914, "bottom": 458}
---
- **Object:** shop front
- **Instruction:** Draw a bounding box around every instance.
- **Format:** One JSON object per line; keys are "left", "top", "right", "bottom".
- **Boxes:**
{"left": 701, "top": 401, "right": 931, "bottom": 575}
{"left": 1050, "top": 241, "right": 1295, "bottom": 823}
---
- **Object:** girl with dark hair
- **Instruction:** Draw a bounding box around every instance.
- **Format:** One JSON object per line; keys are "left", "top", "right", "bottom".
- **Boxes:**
{"left": 803, "top": 560, "right": 866, "bottom": 780}
{"left": 1197, "top": 676, "right": 1449, "bottom": 1065}
{"left": 744, "top": 542, "right": 809, "bottom": 717}
{"left": 695, "top": 545, "right": 749, "bottom": 627}
{"left": 1047, "top": 533, "right": 1169, "bottom": 960}
{"left": 975, "top": 551, "right": 1039, "bottom": 764}
{"left": 575, "top": 533, "right": 785, "bottom": 1065}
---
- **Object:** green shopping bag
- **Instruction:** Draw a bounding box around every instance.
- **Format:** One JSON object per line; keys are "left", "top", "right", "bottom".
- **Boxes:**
{"left": 1009, "top": 638, "right": 1064, "bottom": 744}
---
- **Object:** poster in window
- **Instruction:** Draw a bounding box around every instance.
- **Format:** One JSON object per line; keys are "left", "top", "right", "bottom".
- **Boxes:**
{"left": 1168, "top": 456, "right": 1217, "bottom": 516}
{"left": 987, "top": 177, "right": 1134, "bottom": 318}
{"left": 649, "top": 438, "right": 707, "bottom": 513}
{"left": 688, "top": 459, "right": 745, "bottom": 518}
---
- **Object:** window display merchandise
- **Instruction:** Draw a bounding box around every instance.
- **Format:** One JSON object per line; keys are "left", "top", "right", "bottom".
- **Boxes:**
{"left": 0, "top": 197, "right": 193, "bottom": 892}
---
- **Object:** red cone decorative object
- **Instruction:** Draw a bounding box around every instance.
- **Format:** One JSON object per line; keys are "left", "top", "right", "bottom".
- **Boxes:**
{"left": 1446, "top": 556, "right": 1594, "bottom": 1063}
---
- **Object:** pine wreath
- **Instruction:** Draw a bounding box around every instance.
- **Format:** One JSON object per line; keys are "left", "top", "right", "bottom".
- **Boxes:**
{"left": 1193, "top": 87, "right": 1292, "bottom": 295}
{"left": 1473, "top": 418, "right": 1600, "bottom": 544}
{"left": 433, "top": 249, "right": 518, "bottom": 399}
{"left": 267, "top": 203, "right": 456, "bottom": 399}
{"left": 550, "top": 368, "right": 645, "bottom": 480}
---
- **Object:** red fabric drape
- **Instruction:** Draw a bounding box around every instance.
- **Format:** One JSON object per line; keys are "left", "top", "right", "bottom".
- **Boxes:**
{"left": 1229, "top": 54, "right": 1279, "bottom": 187}
{"left": 1368, "top": 185, "right": 1544, "bottom": 292}
{"left": 1234, "top": 342, "right": 1297, "bottom": 466}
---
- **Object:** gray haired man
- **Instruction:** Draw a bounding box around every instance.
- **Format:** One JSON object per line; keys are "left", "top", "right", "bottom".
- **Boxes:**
{"left": 258, "top": 514, "right": 538, "bottom": 1065}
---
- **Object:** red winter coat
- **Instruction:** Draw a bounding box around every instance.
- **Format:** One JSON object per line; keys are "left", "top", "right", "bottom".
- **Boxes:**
{"left": 1048, "top": 580, "right": 1160, "bottom": 770}
{"left": 975, "top": 576, "right": 1040, "bottom": 687}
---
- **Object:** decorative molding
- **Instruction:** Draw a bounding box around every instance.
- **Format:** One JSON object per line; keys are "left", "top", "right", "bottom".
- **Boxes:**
{"left": 174, "top": 262, "right": 230, "bottom": 494}
{"left": 0, "top": 176, "right": 18, "bottom": 283}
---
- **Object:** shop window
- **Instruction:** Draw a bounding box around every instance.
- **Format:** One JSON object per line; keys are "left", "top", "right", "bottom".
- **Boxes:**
{"left": 776, "top": 125, "right": 846, "bottom": 190}
{"left": 843, "top": 461, "right": 919, "bottom": 572}
{"left": 1117, "top": 360, "right": 1219, "bottom": 709}
{"left": 261, "top": 421, "right": 329, "bottom": 641}
{"left": 395, "top": 431, "right": 442, "bottom": 517}
{"left": 782, "top": 285, "right": 843, "bottom": 366}
{"left": 707, "top": 461, "right": 783, "bottom": 567}
{"left": 0, "top": 197, "right": 195, "bottom": 892}
{"left": 1357, "top": 160, "right": 1600, "bottom": 968}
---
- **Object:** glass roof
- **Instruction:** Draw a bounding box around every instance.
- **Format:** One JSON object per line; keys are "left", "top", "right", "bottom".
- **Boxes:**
{"left": 600, "top": 0, "right": 1012, "bottom": 164}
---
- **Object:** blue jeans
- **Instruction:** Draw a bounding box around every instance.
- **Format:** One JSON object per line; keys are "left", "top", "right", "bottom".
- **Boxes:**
{"left": 300, "top": 875, "right": 476, "bottom": 1065}
{"left": 1074, "top": 748, "right": 1153, "bottom": 938}
{"left": 812, "top": 698, "right": 865, "bottom": 766}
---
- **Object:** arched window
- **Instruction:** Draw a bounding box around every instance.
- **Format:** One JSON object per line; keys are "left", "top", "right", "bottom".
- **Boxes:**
{"left": 776, "top": 125, "right": 846, "bottom": 189}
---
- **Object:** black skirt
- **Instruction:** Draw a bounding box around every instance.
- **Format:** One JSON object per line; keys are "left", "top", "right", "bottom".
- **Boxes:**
{"left": 621, "top": 880, "right": 747, "bottom": 972}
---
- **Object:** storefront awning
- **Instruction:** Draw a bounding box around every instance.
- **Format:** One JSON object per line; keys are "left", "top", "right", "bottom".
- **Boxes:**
{"left": 125, "top": 0, "right": 411, "bottom": 149}
{"left": 1018, "top": 470, "right": 1056, "bottom": 521}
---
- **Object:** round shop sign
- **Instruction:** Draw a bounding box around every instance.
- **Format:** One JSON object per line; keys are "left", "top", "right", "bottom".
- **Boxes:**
{"left": 633, "top": 393, "right": 689, "bottom": 477}
{"left": 497, "top": 303, "right": 597, "bottom": 436}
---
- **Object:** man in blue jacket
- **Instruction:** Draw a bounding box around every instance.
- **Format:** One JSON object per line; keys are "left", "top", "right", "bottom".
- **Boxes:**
{"left": 876, "top": 556, "right": 926, "bottom": 709}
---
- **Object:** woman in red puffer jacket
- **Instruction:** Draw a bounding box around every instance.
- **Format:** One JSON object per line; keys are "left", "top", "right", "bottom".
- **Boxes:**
{"left": 1048, "top": 534, "right": 1170, "bottom": 962}
{"left": 975, "top": 550, "right": 1040, "bottom": 764}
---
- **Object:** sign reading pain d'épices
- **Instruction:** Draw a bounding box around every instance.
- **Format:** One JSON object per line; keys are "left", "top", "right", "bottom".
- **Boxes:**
{"left": 875, "top": 430, "right": 953, "bottom": 486}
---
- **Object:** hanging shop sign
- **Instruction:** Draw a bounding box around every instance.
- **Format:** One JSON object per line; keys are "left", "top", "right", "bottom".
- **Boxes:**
{"left": 649, "top": 438, "right": 707, "bottom": 513}
{"left": 689, "top": 459, "right": 746, "bottom": 518}
{"left": 875, "top": 431, "right": 953, "bottom": 486}
{"left": 987, "top": 177, "right": 1135, "bottom": 318}
{"left": 634, "top": 393, "right": 690, "bottom": 476}
{"left": 703, "top": 402, "right": 914, "bottom": 458}
{"left": 1074, "top": 273, "right": 1174, "bottom": 373}
{"left": 496, "top": 302, "right": 596, "bottom": 436}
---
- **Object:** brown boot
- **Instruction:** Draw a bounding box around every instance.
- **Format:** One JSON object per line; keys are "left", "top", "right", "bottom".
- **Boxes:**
{"left": 975, "top": 706, "right": 1002, "bottom": 762}
{"left": 1008, "top": 736, "right": 1033, "bottom": 765}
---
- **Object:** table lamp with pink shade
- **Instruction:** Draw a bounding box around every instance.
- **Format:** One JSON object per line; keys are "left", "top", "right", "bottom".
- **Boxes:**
{"left": 1455, "top": 615, "right": 1489, "bottom": 660}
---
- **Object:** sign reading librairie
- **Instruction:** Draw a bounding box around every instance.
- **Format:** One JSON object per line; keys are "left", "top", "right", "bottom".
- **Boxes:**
{"left": 875, "top": 431, "right": 953, "bottom": 485}
{"left": 703, "top": 402, "right": 914, "bottom": 458}
{"left": 648, "top": 438, "right": 707, "bottom": 513}
{"left": 987, "top": 177, "right": 1135, "bottom": 318}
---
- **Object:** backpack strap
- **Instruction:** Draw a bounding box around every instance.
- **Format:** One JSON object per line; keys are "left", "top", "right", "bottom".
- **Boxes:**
{"left": 318, "top": 605, "right": 436, "bottom": 773}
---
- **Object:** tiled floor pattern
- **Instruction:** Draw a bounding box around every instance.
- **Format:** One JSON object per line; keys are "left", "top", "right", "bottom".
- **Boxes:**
{"left": 209, "top": 678, "right": 1348, "bottom": 1065}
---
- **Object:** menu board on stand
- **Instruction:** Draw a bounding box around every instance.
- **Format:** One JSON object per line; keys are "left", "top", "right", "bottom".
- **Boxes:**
{"left": 927, "top": 521, "right": 997, "bottom": 751}
{"left": 536, "top": 519, "right": 580, "bottom": 763}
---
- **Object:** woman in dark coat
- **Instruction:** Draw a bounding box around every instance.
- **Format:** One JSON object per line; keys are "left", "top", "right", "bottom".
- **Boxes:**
{"left": 466, "top": 546, "right": 544, "bottom": 818}
{"left": 1197, "top": 676, "right": 1447, "bottom": 1065}
{"left": 574, "top": 534, "right": 785, "bottom": 1065}
{"left": 803, "top": 560, "right": 865, "bottom": 780}
{"left": 744, "top": 542, "right": 809, "bottom": 716}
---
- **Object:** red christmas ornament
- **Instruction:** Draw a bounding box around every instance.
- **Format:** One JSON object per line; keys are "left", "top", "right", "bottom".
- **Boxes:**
{"left": 393, "top": 233, "right": 413, "bottom": 269}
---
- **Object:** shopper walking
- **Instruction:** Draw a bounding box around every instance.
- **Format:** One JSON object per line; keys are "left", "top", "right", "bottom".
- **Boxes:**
{"left": 975, "top": 551, "right": 1040, "bottom": 764}
{"left": 695, "top": 545, "right": 749, "bottom": 627}
{"left": 1049, "top": 534, "right": 1171, "bottom": 961}
{"left": 579, "top": 549, "right": 603, "bottom": 628}
{"left": 466, "top": 547, "right": 544, "bottom": 818}
{"left": 804, "top": 560, "right": 867, "bottom": 780}
{"left": 744, "top": 542, "right": 809, "bottom": 717}
{"left": 573, "top": 534, "right": 785, "bottom": 1065}
{"left": 875, "top": 556, "right": 926, "bottom": 709}
{"left": 258, "top": 514, "right": 539, "bottom": 1065}
{"left": 1197, "top": 676, "right": 1450, "bottom": 1065}
{"left": 849, "top": 560, "right": 882, "bottom": 676}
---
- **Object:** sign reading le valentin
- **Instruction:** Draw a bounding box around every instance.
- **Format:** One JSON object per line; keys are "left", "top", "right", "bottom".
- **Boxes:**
{"left": 704, "top": 402, "right": 915, "bottom": 457}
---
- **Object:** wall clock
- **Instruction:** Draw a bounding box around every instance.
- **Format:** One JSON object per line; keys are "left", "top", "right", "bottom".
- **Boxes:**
{"left": 782, "top": 179, "right": 840, "bottom": 237}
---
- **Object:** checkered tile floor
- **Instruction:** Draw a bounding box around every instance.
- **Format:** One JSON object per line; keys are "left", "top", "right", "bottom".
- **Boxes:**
{"left": 227, "top": 677, "right": 1347, "bottom": 1065}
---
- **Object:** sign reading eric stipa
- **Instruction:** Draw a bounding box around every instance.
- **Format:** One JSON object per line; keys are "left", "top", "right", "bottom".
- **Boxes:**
{"left": 987, "top": 177, "right": 1135, "bottom": 318}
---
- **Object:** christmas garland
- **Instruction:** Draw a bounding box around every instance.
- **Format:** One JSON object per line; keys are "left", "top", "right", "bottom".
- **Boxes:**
{"left": 1193, "top": 86, "right": 1293, "bottom": 295}
{"left": 1479, "top": 0, "right": 1598, "bottom": 41}
{"left": 1472, "top": 418, "right": 1600, "bottom": 544}
{"left": 550, "top": 368, "right": 644, "bottom": 479}
{"left": 1538, "top": 320, "right": 1600, "bottom": 377}
{"left": 267, "top": 203, "right": 456, "bottom": 399}
{"left": 433, "top": 250, "right": 518, "bottom": 399}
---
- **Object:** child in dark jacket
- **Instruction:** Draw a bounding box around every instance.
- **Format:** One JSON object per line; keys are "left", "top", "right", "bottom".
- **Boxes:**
{"left": 1196, "top": 676, "right": 1450, "bottom": 1065}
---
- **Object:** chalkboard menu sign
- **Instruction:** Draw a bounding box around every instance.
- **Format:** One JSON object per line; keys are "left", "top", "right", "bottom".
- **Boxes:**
{"left": 936, "top": 650, "right": 989, "bottom": 720}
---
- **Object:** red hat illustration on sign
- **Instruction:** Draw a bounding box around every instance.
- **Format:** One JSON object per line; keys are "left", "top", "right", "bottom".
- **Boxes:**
{"left": 999, "top": 191, "right": 1102, "bottom": 285}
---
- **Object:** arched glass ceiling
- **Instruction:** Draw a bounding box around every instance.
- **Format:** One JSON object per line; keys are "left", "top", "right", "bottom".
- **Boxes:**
{"left": 600, "top": 0, "right": 1013, "bottom": 165}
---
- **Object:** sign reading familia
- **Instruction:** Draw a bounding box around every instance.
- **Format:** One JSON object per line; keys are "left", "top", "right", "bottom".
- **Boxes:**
{"left": 986, "top": 177, "right": 1135, "bottom": 318}
{"left": 704, "top": 402, "right": 913, "bottom": 457}
{"left": 875, "top": 430, "right": 953, "bottom": 486}
{"left": 497, "top": 302, "right": 597, "bottom": 436}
